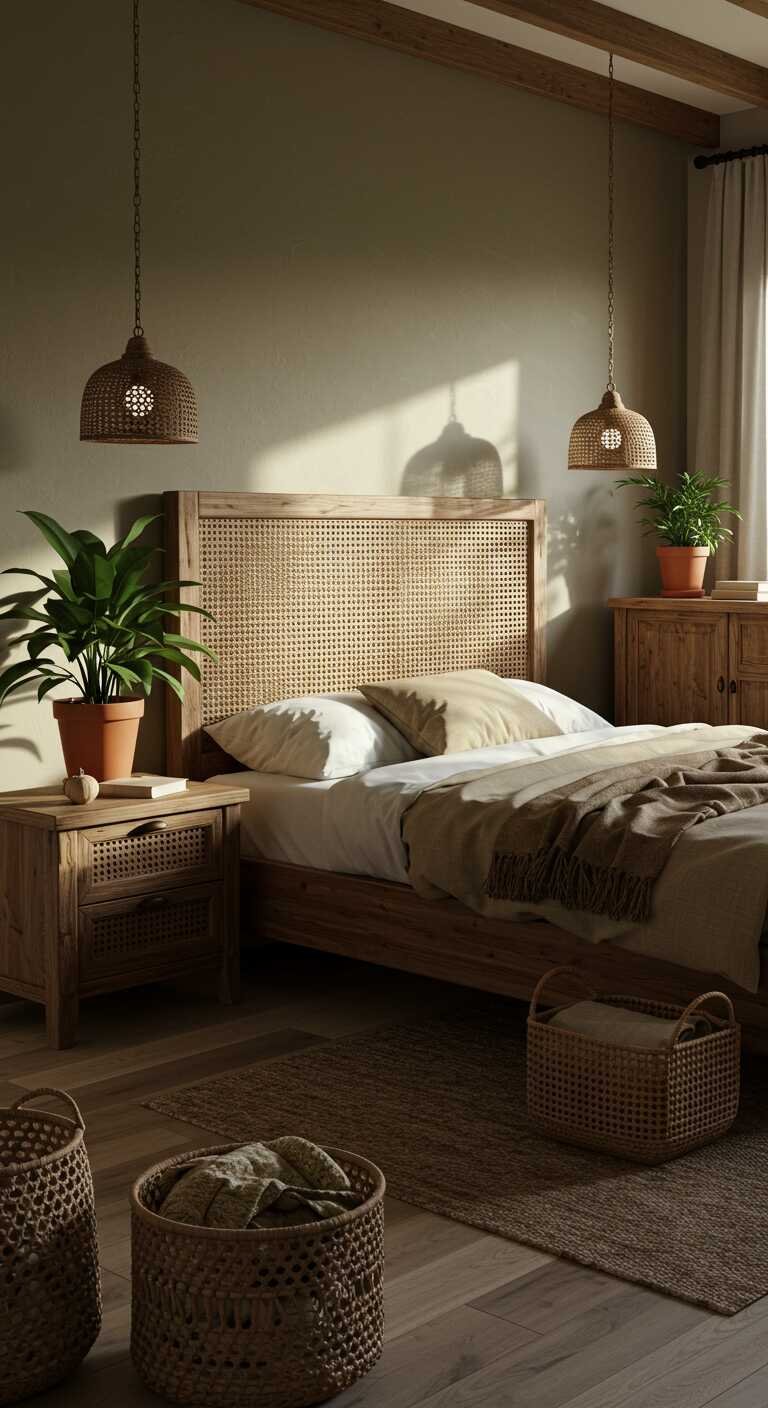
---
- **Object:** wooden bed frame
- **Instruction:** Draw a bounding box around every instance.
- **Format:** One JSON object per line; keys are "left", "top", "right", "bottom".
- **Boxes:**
{"left": 164, "top": 490, "right": 768, "bottom": 1052}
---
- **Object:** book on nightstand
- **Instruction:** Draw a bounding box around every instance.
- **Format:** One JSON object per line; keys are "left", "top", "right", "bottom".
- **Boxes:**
{"left": 98, "top": 775, "right": 189, "bottom": 799}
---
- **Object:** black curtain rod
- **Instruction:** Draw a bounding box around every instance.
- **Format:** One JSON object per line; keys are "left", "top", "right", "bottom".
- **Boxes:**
{"left": 694, "top": 143, "right": 768, "bottom": 170}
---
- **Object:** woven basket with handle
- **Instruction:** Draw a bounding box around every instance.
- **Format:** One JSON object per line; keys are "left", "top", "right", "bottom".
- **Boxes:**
{"left": 0, "top": 1088, "right": 101, "bottom": 1405}
{"left": 527, "top": 966, "right": 741, "bottom": 1165}
{"left": 131, "top": 1142, "right": 385, "bottom": 1408}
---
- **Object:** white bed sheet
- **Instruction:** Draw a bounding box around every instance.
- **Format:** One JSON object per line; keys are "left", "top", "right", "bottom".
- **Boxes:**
{"left": 210, "top": 722, "right": 707, "bottom": 882}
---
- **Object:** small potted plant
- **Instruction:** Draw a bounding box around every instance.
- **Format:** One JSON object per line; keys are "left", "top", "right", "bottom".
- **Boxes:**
{"left": 616, "top": 471, "right": 741, "bottom": 598}
{"left": 0, "top": 511, "right": 214, "bottom": 780}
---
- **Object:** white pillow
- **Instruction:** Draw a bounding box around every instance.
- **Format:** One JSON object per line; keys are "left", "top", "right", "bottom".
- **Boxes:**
{"left": 205, "top": 691, "right": 420, "bottom": 780}
{"left": 502, "top": 679, "right": 609, "bottom": 734}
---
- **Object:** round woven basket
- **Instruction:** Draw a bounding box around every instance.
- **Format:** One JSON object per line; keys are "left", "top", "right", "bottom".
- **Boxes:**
{"left": 0, "top": 1088, "right": 101, "bottom": 1406}
{"left": 131, "top": 1143, "right": 385, "bottom": 1408}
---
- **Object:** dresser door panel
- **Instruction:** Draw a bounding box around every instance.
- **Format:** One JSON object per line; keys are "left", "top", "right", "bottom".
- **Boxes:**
{"left": 731, "top": 679, "right": 768, "bottom": 730}
{"left": 729, "top": 616, "right": 768, "bottom": 728}
{"left": 630, "top": 612, "right": 728, "bottom": 726}
{"left": 731, "top": 616, "right": 768, "bottom": 676}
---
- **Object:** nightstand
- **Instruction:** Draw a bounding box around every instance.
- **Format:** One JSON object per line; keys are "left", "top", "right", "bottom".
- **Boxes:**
{"left": 0, "top": 781, "right": 250, "bottom": 1048}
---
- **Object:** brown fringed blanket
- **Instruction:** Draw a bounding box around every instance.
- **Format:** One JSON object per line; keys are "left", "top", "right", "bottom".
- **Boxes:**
{"left": 402, "top": 725, "right": 768, "bottom": 991}
{"left": 486, "top": 736, "right": 768, "bottom": 923}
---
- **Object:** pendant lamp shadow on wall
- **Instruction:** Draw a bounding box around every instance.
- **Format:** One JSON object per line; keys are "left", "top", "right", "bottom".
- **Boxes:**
{"left": 401, "top": 385, "right": 503, "bottom": 497}
{"left": 80, "top": 0, "right": 198, "bottom": 444}
{"left": 568, "top": 54, "right": 655, "bottom": 472}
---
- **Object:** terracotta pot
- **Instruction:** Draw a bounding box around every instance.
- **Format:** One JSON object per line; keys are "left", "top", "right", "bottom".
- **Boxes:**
{"left": 53, "top": 698, "right": 145, "bottom": 782}
{"left": 656, "top": 545, "right": 710, "bottom": 599}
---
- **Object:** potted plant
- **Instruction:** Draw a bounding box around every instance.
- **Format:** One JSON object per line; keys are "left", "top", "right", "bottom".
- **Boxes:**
{"left": 616, "top": 471, "right": 741, "bottom": 598}
{"left": 0, "top": 511, "right": 214, "bottom": 780}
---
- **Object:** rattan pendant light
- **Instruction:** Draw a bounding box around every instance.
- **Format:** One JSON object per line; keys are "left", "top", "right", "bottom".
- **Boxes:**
{"left": 567, "top": 55, "right": 655, "bottom": 471}
{"left": 80, "top": 0, "right": 198, "bottom": 444}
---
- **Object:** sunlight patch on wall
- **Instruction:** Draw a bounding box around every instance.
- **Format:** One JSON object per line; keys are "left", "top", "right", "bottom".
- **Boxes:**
{"left": 250, "top": 362, "right": 519, "bottom": 496}
{"left": 547, "top": 571, "right": 572, "bottom": 623}
{"left": 547, "top": 489, "right": 620, "bottom": 623}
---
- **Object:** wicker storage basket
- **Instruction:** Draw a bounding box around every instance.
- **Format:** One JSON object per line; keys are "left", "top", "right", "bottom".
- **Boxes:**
{"left": 0, "top": 1088, "right": 101, "bottom": 1405}
{"left": 527, "top": 967, "right": 740, "bottom": 1165}
{"left": 131, "top": 1143, "right": 385, "bottom": 1408}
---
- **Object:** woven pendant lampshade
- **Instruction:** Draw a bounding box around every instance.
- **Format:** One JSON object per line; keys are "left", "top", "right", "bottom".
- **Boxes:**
{"left": 568, "top": 55, "right": 656, "bottom": 472}
{"left": 80, "top": 0, "right": 198, "bottom": 445}
{"left": 568, "top": 389, "right": 656, "bottom": 471}
{"left": 81, "top": 336, "right": 198, "bottom": 444}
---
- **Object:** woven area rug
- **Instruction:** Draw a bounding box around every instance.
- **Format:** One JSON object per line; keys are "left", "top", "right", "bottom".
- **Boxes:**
{"left": 146, "top": 998, "right": 768, "bottom": 1316}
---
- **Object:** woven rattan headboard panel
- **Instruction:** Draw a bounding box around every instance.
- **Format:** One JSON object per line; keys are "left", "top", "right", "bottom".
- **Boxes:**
{"left": 164, "top": 492, "right": 546, "bottom": 779}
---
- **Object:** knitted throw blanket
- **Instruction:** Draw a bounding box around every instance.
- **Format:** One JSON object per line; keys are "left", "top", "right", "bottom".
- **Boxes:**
{"left": 154, "top": 1136, "right": 362, "bottom": 1229}
{"left": 485, "top": 736, "right": 768, "bottom": 923}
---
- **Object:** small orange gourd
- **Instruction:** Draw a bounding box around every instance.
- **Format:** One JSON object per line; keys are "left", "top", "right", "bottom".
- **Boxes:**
{"left": 63, "top": 769, "right": 99, "bottom": 806}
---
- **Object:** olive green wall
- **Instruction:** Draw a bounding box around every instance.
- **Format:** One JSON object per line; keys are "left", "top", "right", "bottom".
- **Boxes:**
{"left": 1, "top": 0, "right": 687, "bottom": 786}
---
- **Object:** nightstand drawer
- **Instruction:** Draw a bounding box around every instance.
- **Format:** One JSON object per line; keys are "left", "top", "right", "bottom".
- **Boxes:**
{"left": 78, "top": 882, "right": 222, "bottom": 984}
{"left": 77, "top": 809, "right": 222, "bottom": 903}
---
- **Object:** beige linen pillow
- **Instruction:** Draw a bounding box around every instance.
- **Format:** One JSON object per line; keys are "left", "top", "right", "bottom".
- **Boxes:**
{"left": 359, "top": 669, "right": 562, "bottom": 756}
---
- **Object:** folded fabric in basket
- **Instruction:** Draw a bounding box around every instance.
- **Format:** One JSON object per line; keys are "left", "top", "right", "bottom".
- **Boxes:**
{"left": 548, "top": 1000, "right": 712, "bottom": 1050}
{"left": 154, "top": 1135, "right": 363, "bottom": 1229}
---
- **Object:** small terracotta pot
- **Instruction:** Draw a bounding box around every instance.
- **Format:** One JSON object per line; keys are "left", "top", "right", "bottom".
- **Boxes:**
{"left": 656, "top": 545, "right": 710, "bottom": 599}
{"left": 53, "top": 698, "right": 145, "bottom": 782}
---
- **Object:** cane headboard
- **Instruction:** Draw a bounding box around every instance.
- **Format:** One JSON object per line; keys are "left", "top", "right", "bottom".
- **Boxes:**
{"left": 164, "top": 492, "right": 546, "bottom": 779}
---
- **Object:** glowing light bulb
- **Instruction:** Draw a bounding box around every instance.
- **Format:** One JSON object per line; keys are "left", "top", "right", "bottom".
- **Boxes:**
{"left": 125, "top": 384, "right": 154, "bottom": 417}
{"left": 600, "top": 427, "right": 622, "bottom": 450}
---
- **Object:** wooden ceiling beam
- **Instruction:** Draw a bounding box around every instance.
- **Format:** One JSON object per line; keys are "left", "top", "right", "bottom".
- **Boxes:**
{"left": 466, "top": 0, "right": 768, "bottom": 107}
{"left": 234, "top": 0, "right": 719, "bottom": 147}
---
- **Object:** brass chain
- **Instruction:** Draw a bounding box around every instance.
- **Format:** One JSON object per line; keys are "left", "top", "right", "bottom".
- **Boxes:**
{"left": 607, "top": 51, "right": 615, "bottom": 391}
{"left": 132, "top": 0, "right": 143, "bottom": 337}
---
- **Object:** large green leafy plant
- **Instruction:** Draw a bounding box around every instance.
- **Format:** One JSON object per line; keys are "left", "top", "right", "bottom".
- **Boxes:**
{"left": 0, "top": 512, "right": 214, "bottom": 706}
{"left": 616, "top": 472, "right": 741, "bottom": 551}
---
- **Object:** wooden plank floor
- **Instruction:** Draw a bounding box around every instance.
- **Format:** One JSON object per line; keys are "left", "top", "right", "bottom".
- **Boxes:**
{"left": 2, "top": 947, "right": 767, "bottom": 1408}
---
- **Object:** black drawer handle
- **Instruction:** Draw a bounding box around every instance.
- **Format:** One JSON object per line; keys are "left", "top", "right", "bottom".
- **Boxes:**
{"left": 131, "top": 820, "right": 169, "bottom": 836}
{"left": 136, "top": 894, "right": 169, "bottom": 912}
{"left": 730, "top": 679, "right": 738, "bottom": 694}
{"left": 716, "top": 676, "right": 725, "bottom": 693}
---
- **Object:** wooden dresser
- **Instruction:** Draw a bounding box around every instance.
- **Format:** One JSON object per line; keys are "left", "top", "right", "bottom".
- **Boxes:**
{"left": 0, "top": 780, "right": 250, "bottom": 1048}
{"left": 610, "top": 597, "right": 768, "bottom": 728}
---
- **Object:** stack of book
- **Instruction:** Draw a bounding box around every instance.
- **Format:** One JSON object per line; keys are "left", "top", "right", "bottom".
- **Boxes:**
{"left": 711, "top": 579, "right": 768, "bottom": 602}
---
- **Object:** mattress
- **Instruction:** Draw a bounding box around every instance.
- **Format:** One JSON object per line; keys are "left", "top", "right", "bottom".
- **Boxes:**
{"left": 210, "top": 722, "right": 708, "bottom": 882}
{"left": 212, "top": 721, "right": 768, "bottom": 991}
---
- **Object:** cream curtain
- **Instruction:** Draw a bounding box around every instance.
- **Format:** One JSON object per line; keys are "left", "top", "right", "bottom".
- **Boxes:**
{"left": 694, "top": 155, "right": 768, "bottom": 579}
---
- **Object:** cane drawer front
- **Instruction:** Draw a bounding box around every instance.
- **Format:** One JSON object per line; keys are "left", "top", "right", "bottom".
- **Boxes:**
{"left": 78, "top": 882, "right": 222, "bottom": 985}
{"left": 77, "top": 809, "right": 222, "bottom": 903}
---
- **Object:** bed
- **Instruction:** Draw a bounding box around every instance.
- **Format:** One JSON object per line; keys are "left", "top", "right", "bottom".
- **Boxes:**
{"left": 164, "top": 490, "right": 768, "bottom": 1051}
